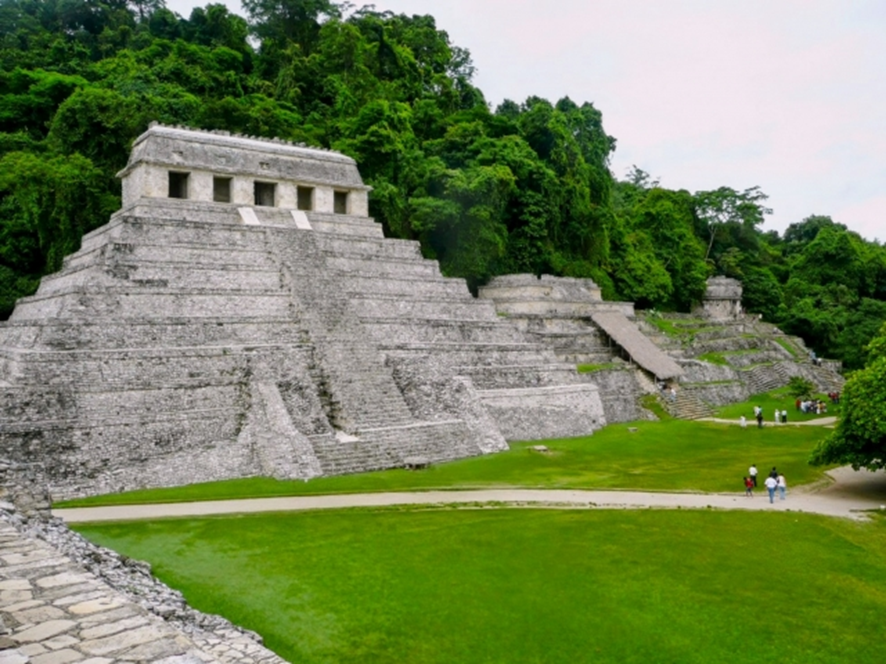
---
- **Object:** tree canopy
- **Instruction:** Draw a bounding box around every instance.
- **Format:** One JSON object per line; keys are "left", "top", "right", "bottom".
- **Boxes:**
{"left": 0, "top": 0, "right": 884, "bottom": 367}
{"left": 810, "top": 322, "right": 886, "bottom": 470}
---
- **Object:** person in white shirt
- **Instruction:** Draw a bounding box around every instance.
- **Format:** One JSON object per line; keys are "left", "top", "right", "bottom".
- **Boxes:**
{"left": 777, "top": 474, "right": 787, "bottom": 500}
{"left": 749, "top": 464, "right": 758, "bottom": 487}
{"left": 764, "top": 475, "right": 778, "bottom": 503}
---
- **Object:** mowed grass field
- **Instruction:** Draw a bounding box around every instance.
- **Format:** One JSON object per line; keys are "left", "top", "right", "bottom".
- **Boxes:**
{"left": 714, "top": 387, "right": 840, "bottom": 421}
{"left": 58, "top": 418, "right": 831, "bottom": 507}
{"left": 76, "top": 509, "right": 886, "bottom": 664}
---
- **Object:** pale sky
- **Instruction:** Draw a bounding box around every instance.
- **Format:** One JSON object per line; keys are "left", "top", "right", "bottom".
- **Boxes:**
{"left": 166, "top": 0, "right": 885, "bottom": 242}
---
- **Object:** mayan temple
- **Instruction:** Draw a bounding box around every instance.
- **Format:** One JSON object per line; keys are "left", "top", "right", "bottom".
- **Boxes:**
{"left": 0, "top": 124, "right": 607, "bottom": 498}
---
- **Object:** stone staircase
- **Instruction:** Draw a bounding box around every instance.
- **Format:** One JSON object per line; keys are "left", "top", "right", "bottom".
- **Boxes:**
{"left": 662, "top": 389, "right": 714, "bottom": 420}
{"left": 0, "top": 200, "right": 606, "bottom": 498}
{"left": 306, "top": 220, "right": 606, "bottom": 440}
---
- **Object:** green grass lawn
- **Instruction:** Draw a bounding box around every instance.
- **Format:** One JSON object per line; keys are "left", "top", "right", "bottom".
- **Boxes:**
{"left": 58, "top": 419, "right": 831, "bottom": 507}
{"left": 714, "top": 387, "right": 841, "bottom": 422}
{"left": 75, "top": 509, "right": 886, "bottom": 664}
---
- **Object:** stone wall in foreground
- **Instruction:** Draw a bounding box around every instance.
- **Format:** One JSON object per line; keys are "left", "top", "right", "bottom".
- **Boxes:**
{"left": 0, "top": 484, "right": 287, "bottom": 664}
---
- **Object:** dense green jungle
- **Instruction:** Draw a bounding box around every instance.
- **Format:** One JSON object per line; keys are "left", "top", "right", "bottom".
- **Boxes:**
{"left": 1, "top": 0, "right": 885, "bottom": 369}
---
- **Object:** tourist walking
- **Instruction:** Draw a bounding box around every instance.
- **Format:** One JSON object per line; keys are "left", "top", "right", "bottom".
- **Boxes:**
{"left": 764, "top": 475, "right": 778, "bottom": 503}
{"left": 744, "top": 476, "right": 754, "bottom": 497}
{"left": 769, "top": 466, "right": 778, "bottom": 480}
{"left": 777, "top": 473, "right": 787, "bottom": 500}
{"left": 755, "top": 406, "right": 763, "bottom": 428}
{"left": 740, "top": 415, "right": 747, "bottom": 428}
{"left": 749, "top": 464, "right": 758, "bottom": 487}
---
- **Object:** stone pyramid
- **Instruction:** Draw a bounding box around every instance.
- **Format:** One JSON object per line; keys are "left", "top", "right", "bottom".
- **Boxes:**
{"left": 0, "top": 125, "right": 605, "bottom": 499}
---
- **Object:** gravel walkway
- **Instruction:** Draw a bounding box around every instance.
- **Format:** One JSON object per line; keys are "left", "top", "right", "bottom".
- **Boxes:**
{"left": 53, "top": 467, "right": 886, "bottom": 523}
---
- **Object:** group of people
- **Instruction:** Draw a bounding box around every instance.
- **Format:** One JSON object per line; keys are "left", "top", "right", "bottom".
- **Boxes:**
{"left": 744, "top": 464, "right": 787, "bottom": 503}
{"left": 796, "top": 398, "right": 827, "bottom": 415}
{"left": 741, "top": 406, "right": 789, "bottom": 428}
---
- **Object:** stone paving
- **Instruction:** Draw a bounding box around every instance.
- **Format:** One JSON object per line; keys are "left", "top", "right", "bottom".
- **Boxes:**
{"left": 0, "top": 506, "right": 288, "bottom": 664}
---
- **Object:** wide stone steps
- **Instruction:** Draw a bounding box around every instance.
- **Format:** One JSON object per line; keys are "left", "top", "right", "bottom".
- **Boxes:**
{"left": 562, "top": 351, "right": 616, "bottom": 364}
{"left": 81, "top": 215, "right": 272, "bottom": 253}
{"left": 453, "top": 363, "right": 583, "bottom": 390}
{"left": 315, "top": 234, "right": 423, "bottom": 260}
{"left": 0, "top": 344, "right": 313, "bottom": 386}
{"left": 305, "top": 214, "right": 384, "bottom": 238}
{"left": 662, "top": 390, "right": 713, "bottom": 420}
{"left": 0, "top": 317, "right": 310, "bottom": 351}
{"left": 324, "top": 254, "right": 442, "bottom": 279}
{"left": 0, "top": 387, "right": 241, "bottom": 425}
{"left": 310, "top": 420, "right": 478, "bottom": 475}
{"left": 381, "top": 342, "right": 556, "bottom": 367}
{"left": 64, "top": 241, "right": 277, "bottom": 272}
{"left": 809, "top": 364, "right": 845, "bottom": 392}
{"left": 0, "top": 400, "right": 234, "bottom": 432}
{"left": 351, "top": 295, "right": 496, "bottom": 321}
{"left": 361, "top": 317, "right": 527, "bottom": 345}
{"left": 37, "top": 261, "right": 282, "bottom": 295}
{"left": 742, "top": 364, "right": 785, "bottom": 395}
{"left": 722, "top": 350, "right": 788, "bottom": 368}
{"left": 342, "top": 275, "right": 470, "bottom": 299}
{"left": 10, "top": 287, "right": 292, "bottom": 320}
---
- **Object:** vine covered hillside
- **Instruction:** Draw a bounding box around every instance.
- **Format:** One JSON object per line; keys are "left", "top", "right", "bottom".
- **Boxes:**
{"left": 1, "top": 0, "right": 884, "bottom": 368}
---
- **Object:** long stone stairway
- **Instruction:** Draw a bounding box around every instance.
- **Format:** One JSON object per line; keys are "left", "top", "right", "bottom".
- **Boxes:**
{"left": 661, "top": 390, "right": 714, "bottom": 420}
{"left": 307, "top": 219, "right": 606, "bottom": 442}
{"left": 0, "top": 200, "right": 605, "bottom": 498}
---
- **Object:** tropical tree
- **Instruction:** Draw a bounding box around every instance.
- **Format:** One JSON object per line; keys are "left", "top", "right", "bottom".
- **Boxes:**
{"left": 811, "top": 322, "right": 886, "bottom": 470}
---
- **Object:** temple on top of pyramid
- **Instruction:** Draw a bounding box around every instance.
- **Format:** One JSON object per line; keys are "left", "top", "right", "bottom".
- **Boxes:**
{"left": 118, "top": 123, "right": 370, "bottom": 215}
{"left": 0, "top": 124, "right": 607, "bottom": 500}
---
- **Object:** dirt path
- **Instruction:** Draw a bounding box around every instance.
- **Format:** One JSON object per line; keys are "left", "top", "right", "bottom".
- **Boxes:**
{"left": 53, "top": 467, "right": 886, "bottom": 523}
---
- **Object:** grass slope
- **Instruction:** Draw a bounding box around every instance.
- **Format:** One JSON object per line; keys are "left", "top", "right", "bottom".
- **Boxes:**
{"left": 76, "top": 510, "right": 886, "bottom": 664}
{"left": 58, "top": 420, "right": 829, "bottom": 507}
{"left": 714, "top": 388, "right": 840, "bottom": 421}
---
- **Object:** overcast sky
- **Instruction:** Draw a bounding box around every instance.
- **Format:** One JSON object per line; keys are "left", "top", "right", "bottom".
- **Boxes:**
{"left": 166, "top": 0, "right": 885, "bottom": 241}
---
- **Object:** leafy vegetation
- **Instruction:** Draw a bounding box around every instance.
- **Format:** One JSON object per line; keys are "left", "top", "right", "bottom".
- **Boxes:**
{"left": 812, "top": 322, "right": 886, "bottom": 470}
{"left": 1, "top": 1, "right": 884, "bottom": 366}
{"left": 773, "top": 336, "right": 800, "bottom": 357}
{"left": 576, "top": 362, "right": 619, "bottom": 373}
{"left": 56, "top": 418, "right": 831, "bottom": 507}
{"left": 696, "top": 351, "right": 728, "bottom": 365}
{"left": 787, "top": 376, "right": 815, "bottom": 399}
{"left": 75, "top": 509, "right": 886, "bottom": 663}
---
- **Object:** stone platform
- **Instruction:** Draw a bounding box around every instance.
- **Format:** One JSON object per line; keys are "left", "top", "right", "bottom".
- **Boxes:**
{"left": 0, "top": 126, "right": 605, "bottom": 498}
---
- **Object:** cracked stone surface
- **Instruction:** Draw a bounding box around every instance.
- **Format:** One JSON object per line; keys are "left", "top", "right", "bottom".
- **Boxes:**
{"left": 0, "top": 503, "right": 288, "bottom": 664}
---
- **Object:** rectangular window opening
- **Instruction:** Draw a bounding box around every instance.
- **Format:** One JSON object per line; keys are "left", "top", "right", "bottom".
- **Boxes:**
{"left": 254, "top": 181, "right": 276, "bottom": 207}
{"left": 168, "top": 172, "right": 189, "bottom": 199}
{"left": 297, "top": 186, "right": 314, "bottom": 211}
{"left": 213, "top": 177, "right": 232, "bottom": 203}
{"left": 333, "top": 190, "right": 348, "bottom": 215}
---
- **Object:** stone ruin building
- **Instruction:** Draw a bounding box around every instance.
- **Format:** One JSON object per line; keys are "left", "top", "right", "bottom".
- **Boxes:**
{"left": 0, "top": 124, "right": 606, "bottom": 499}
{"left": 697, "top": 276, "right": 743, "bottom": 320}
{"left": 0, "top": 125, "right": 846, "bottom": 499}
{"left": 477, "top": 275, "right": 683, "bottom": 421}
{"left": 478, "top": 273, "right": 844, "bottom": 421}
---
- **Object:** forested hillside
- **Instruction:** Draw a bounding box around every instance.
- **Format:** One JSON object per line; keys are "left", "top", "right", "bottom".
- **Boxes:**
{"left": 1, "top": 0, "right": 884, "bottom": 368}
